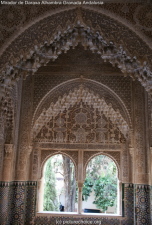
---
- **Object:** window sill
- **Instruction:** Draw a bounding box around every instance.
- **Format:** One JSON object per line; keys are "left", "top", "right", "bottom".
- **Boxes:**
{"left": 37, "top": 212, "right": 122, "bottom": 218}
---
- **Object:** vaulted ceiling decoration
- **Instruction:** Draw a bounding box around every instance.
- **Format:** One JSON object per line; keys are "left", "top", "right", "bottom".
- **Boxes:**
{"left": 33, "top": 85, "right": 129, "bottom": 141}
{"left": 1, "top": 23, "right": 152, "bottom": 102}
{"left": 0, "top": 7, "right": 152, "bottom": 139}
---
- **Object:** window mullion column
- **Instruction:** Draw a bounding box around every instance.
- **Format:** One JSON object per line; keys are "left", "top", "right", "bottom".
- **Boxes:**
{"left": 77, "top": 150, "right": 84, "bottom": 214}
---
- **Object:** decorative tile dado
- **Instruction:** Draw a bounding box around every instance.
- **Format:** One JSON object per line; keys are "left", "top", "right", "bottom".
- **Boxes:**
{"left": 124, "top": 184, "right": 134, "bottom": 218}
{"left": 135, "top": 184, "right": 151, "bottom": 225}
{"left": 25, "top": 183, "right": 37, "bottom": 225}
{"left": 0, "top": 182, "right": 11, "bottom": 225}
{"left": 1, "top": 181, "right": 151, "bottom": 224}
{"left": 150, "top": 186, "right": 152, "bottom": 221}
{"left": 0, "top": 181, "right": 37, "bottom": 225}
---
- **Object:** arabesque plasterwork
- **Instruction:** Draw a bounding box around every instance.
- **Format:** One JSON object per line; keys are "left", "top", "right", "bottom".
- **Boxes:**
{"left": 1, "top": 6, "right": 152, "bottom": 135}
{"left": 0, "top": 3, "right": 152, "bottom": 224}
{"left": 33, "top": 85, "right": 128, "bottom": 142}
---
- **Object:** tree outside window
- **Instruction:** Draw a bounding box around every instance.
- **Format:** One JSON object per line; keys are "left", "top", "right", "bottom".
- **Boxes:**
{"left": 42, "top": 154, "right": 118, "bottom": 214}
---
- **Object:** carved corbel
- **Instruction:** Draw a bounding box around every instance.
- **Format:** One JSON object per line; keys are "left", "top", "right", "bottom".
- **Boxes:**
{"left": 2, "top": 144, "right": 13, "bottom": 181}
{"left": 129, "top": 147, "right": 134, "bottom": 158}
{"left": 145, "top": 81, "right": 152, "bottom": 99}
{"left": 27, "top": 145, "right": 33, "bottom": 156}
{"left": 4, "top": 144, "right": 13, "bottom": 159}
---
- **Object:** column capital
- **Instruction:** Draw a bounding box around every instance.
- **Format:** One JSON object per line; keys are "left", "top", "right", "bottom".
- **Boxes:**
{"left": 27, "top": 145, "right": 33, "bottom": 156}
{"left": 4, "top": 144, "right": 13, "bottom": 158}
{"left": 129, "top": 147, "right": 134, "bottom": 157}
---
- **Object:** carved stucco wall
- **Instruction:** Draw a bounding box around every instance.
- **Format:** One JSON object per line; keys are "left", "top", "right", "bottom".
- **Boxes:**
{"left": 0, "top": 3, "right": 152, "bottom": 55}
{"left": 16, "top": 76, "right": 34, "bottom": 180}
{"left": 133, "top": 81, "right": 149, "bottom": 184}
{"left": 0, "top": 3, "right": 152, "bottom": 225}
{"left": 0, "top": 6, "right": 152, "bottom": 104}
{"left": 0, "top": 6, "right": 152, "bottom": 151}
{"left": 33, "top": 45, "right": 132, "bottom": 119}
{"left": 0, "top": 114, "right": 4, "bottom": 181}
{"left": 30, "top": 72, "right": 131, "bottom": 183}
{"left": 11, "top": 44, "right": 150, "bottom": 225}
{"left": 19, "top": 73, "right": 132, "bottom": 183}
{"left": 14, "top": 41, "right": 149, "bottom": 185}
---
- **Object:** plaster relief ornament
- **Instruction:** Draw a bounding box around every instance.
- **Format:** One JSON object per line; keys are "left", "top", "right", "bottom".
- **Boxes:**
{"left": 33, "top": 85, "right": 129, "bottom": 144}
{"left": 0, "top": 22, "right": 152, "bottom": 106}
{"left": 1, "top": 22, "right": 152, "bottom": 129}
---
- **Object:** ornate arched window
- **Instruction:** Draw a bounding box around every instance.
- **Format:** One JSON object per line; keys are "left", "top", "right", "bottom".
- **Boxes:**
{"left": 34, "top": 81, "right": 129, "bottom": 217}
{"left": 38, "top": 153, "right": 120, "bottom": 215}
{"left": 82, "top": 154, "right": 119, "bottom": 214}
{"left": 39, "top": 154, "right": 77, "bottom": 213}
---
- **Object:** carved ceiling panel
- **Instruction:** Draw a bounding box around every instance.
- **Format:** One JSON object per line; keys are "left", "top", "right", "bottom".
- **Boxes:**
{"left": 0, "top": 20, "right": 151, "bottom": 87}
{"left": 0, "top": 3, "right": 151, "bottom": 53}
{"left": 81, "top": 8, "right": 152, "bottom": 66}
{"left": 0, "top": 5, "right": 152, "bottom": 142}
{"left": 33, "top": 45, "right": 132, "bottom": 116}
{"left": 0, "top": 7, "right": 152, "bottom": 95}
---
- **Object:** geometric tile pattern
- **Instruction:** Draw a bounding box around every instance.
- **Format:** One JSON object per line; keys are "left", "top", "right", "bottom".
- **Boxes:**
{"left": 0, "top": 181, "right": 37, "bottom": 225}
{"left": 0, "top": 182, "right": 151, "bottom": 224}
{"left": 121, "top": 183, "right": 134, "bottom": 225}
{"left": 25, "top": 182, "right": 37, "bottom": 225}
{"left": 0, "top": 182, "right": 11, "bottom": 225}
{"left": 125, "top": 184, "right": 134, "bottom": 217}
{"left": 135, "top": 185, "right": 151, "bottom": 225}
{"left": 10, "top": 182, "right": 27, "bottom": 224}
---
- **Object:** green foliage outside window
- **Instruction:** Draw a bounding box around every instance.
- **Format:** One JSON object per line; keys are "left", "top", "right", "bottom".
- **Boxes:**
{"left": 82, "top": 155, "right": 117, "bottom": 212}
{"left": 93, "top": 174, "right": 117, "bottom": 212}
{"left": 43, "top": 154, "right": 117, "bottom": 213}
{"left": 82, "top": 176, "right": 94, "bottom": 201}
{"left": 43, "top": 158, "right": 59, "bottom": 211}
